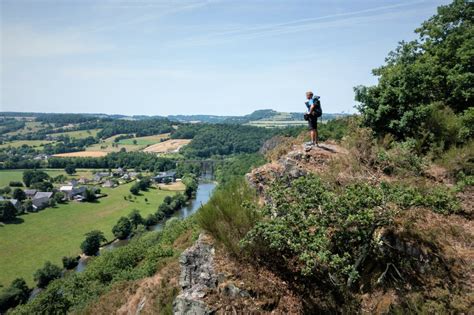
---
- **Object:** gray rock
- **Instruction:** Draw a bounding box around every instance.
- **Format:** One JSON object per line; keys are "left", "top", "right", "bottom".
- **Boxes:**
{"left": 173, "top": 234, "right": 216, "bottom": 315}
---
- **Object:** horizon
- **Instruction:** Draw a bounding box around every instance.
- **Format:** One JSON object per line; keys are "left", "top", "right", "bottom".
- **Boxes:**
{"left": 1, "top": 0, "right": 450, "bottom": 116}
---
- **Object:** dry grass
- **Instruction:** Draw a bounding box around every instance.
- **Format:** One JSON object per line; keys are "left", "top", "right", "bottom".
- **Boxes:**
{"left": 52, "top": 151, "right": 108, "bottom": 157}
{"left": 158, "top": 181, "right": 186, "bottom": 191}
{"left": 143, "top": 139, "right": 191, "bottom": 153}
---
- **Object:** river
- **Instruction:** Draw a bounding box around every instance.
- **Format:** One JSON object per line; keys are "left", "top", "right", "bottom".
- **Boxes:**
{"left": 74, "top": 181, "right": 216, "bottom": 272}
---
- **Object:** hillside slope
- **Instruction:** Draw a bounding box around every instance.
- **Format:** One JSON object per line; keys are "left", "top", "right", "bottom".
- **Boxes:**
{"left": 172, "top": 140, "right": 473, "bottom": 313}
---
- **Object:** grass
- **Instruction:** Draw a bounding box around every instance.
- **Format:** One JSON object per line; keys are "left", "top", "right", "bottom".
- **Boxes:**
{"left": 85, "top": 143, "right": 144, "bottom": 153}
{"left": 49, "top": 128, "right": 102, "bottom": 139}
{"left": 0, "top": 169, "right": 94, "bottom": 187}
{"left": 0, "top": 181, "right": 182, "bottom": 286}
{"left": 5, "top": 121, "right": 45, "bottom": 136}
{"left": 118, "top": 134, "right": 169, "bottom": 146}
{"left": 0, "top": 140, "right": 55, "bottom": 149}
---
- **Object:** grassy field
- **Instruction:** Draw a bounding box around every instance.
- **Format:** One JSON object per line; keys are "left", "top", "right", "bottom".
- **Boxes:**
{"left": 0, "top": 181, "right": 181, "bottom": 286}
{"left": 118, "top": 134, "right": 169, "bottom": 146}
{"left": 4, "top": 121, "right": 45, "bottom": 136}
{"left": 0, "top": 169, "right": 95, "bottom": 187}
{"left": 0, "top": 140, "right": 55, "bottom": 149}
{"left": 49, "top": 128, "right": 102, "bottom": 139}
{"left": 85, "top": 143, "right": 144, "bottom": 153}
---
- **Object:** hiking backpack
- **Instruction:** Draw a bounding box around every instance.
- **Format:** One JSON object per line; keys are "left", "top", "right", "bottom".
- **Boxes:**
{"left": 313, "top": 96, "right": 323, "bottom": 118}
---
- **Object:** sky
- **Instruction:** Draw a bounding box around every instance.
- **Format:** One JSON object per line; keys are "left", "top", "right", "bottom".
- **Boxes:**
{"left": 0, "top": 0, "right": 451, "bottom": 116}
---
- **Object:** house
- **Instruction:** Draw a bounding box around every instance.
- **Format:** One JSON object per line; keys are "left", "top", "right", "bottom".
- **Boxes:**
{"left": 114, "top": 167, "right": 125, "bottom": 177}
{"left": 60, "top": 185, "right": 87, "bottom": 200}
{"left": 78, "top": 177, "right": 89, "bottom": 184}
{"left": 68, "top": 179, "right": 78, "bottom": 187}
{"left": 93, "top": 172, "right": 110, "bottom": 182}
{"left": 24, "top": 189, "right": 38, "bottom": 199}
{"left": 153, "top": 171, "right": 177, "bottom": 183}
{"left": 102, "top": 180, "right": 117, "bottom": 188}
{"left": 121, "top": 173, "right": 131, "bottom": 181}
{"left": 129, "top": 172, "right": 139, "bottom": 178}
{"left": 32, "top": 192, "right": 53, "bottom": 210}
{"left": 33, "top": 154, "right": 50, "bottom": 160}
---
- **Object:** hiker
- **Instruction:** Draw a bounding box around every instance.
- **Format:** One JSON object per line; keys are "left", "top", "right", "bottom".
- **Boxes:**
{"left": 304, "top": 91, "right": 322, "bottom": 146}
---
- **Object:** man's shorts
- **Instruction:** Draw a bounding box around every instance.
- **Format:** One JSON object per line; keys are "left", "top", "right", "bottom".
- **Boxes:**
{"left": 307, "top": 115, "right": 318, "bottom": 130}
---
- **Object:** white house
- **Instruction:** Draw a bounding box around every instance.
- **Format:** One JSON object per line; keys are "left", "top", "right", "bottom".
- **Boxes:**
{"left": 60, "top": 185, "right": 86, "bottom": 200}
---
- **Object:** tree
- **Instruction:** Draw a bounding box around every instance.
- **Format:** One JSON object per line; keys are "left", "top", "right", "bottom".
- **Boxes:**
{"left": 62, "top": 256, "right": 80, "bottom": 270}
{"left": 130, "top": 183, "right": 140, "bottom": 195}
{"left": 0, "top": 201, "right": 17, "bottom": 222}
{"left": 355, "top": 0, "right": 473, "bottom": 150}
{"left": 83, "top": 188, "right": 97, "bottom": 202}
{"left": 128, "top": 209, "right": 144, "bottom": 228}
{"left": 64, "top": 164, "right": 76, "bottom": 175}
{"left": 54, "top": 192, "right": 66, "bottom": 203}
{"left": 80, "top": 230, "right": 106, "bottom": 256}
{"left": 22, "top": 199, "right": 33, "bottom": 213}
{"left": 31, "top": 181, "right": 53, "bottom": 192}
{"left": 12, "top": 188, "right": 26, "bottom": 202}
{"left": 33, "top": 261, "right": 62, "bottom": 288}
{"left": 0, "top": 278, "right": 30, "bottom": 313}
{"left": 22, "top": 170, "right": 49, "bottom": 187}
{"left": 112, "top": 217, "right": 132, "bottom": 240}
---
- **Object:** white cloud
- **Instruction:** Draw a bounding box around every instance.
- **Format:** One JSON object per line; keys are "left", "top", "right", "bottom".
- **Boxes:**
{"left": 1, "top": 25, "right": 113, "bottom": 58}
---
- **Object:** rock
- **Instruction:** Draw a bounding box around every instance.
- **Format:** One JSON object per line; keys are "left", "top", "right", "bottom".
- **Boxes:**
{"left": 173, "top": 234, "right": 216, "bottom": 315}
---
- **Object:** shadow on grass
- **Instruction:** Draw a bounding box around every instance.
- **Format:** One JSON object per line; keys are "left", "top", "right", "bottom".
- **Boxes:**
{"left": 0, "top": 217, "right": 25, "bottom": 226}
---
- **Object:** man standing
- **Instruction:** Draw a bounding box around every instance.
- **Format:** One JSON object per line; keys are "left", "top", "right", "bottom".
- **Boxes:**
{"left": 305, "top": 91, "right": 321, "bottom": 147}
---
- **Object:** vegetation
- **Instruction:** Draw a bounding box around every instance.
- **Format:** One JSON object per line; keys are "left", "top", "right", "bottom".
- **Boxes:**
{"left": 0, "top": 278, "right": 30, "bottom": 313}
{"left": 81, "top": 230, "right": 107, "bottom": 256}
{"left": 355, "top": 0, "right": 472, "bottom": 153}
{"left": 62, "top": 256, "right": 80, "bottom": 270}
{"left": 33, "top": 262, "right": 62, "bottom": 288}
{"left": 112, "top": 217, "right": 133, "bottom": 240}
{"left": 10, "top": 218, "right": 197, "bottom": 314}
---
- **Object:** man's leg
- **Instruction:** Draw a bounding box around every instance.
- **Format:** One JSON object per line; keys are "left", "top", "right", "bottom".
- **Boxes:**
{"left": 314, "top": 130, "right": 318, "bottom": 145}
{"left": 310, "top": 130, "right": 316, "bottom": 144}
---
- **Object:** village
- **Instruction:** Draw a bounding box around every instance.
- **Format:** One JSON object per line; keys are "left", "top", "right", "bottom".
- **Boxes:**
{"left": 0, "top": 167, "right": 180, "bottom": 214}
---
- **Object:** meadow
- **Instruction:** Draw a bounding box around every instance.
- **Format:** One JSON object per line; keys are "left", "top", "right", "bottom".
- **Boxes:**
{"left": 4, "top": 121, "right": 45, "bottom": 136}
{"left": 0, "top": 181, "right": 181, "bottom": 286}
{"left": 0, "top": 169, "right": 94, "bottom": 187}
{"left": 0, "top": 140, "right": 55, "bottom": 149}
{"left": 49, "top": 128, "right": 102, "bottom": 139}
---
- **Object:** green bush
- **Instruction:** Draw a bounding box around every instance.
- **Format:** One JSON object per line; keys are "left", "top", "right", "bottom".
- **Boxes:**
{"left": 197, "top": 179, "right": 260, "bottom": 255}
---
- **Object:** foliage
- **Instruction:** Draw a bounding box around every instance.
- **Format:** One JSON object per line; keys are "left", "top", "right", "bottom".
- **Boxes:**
{"left": 0, "top": 278, "right": 30, "bottom": 313}
{"left": 80, "top": 230, "right": 107, "bottom": 256}
{"left": 97, "top": 118, "right": 173, "bottom": 139}
{"left": 62, "top": 256, "right": 80, "bottom": 270}
{"left": 11, "top": 218, "right": 195, "bottom": 314}
{"left": 83, "top": 188, "right": 97, "bottom": 202}
{"left": 22, "top": 170, "right": 49, "bottom": 187}
{"left": 355, "top": 0, "right": 473, "bottom": 150}
{"left": 64, "top": 164, "right": 76, "bottom": 175}
{"left": 197, "top": 179, "right": 260, "bottom": 255}
{"left": 214, "top": 153, "right": 266, "bottom": 185}
{"left": 112, "top": 217, "right": 132, "bottom": 240}
{"left": 243, "top": 175, "right": 461, "bottom": 288}
{"left": 0, "top": 201, "right": 17, "bottom": 222}
{"left": 128, "top": 210, "right": 144, "bottom": 228}
{"left": 8, "top": 181, "right": 23, "bottom": 187}
{"left": 33, "top": 262, "right": 62, "bottom": 288}
{"left": 12, "top": 188, "right": 26, "bottom": 202}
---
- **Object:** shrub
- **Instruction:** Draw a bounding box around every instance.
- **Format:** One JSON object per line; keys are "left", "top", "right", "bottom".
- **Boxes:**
{"left": 112, "top": 217, "right": 132, "bottom": 240}
{"left": 81, "top": 230, "right": 106, "bottom": 256}
{"left": 197, "top": 179, "right": 260, "bottom": 255}
{"left": 0, "top": 278, "right": 30, "bottom": 313}
{"left": 33, "top": 262, "right": 62, "bottom": 288}
{"left": 62, "top": 256, "right": 80, "bottom": 270}
{"left": 9, "top": 181, "right": 23, "bottom": 187}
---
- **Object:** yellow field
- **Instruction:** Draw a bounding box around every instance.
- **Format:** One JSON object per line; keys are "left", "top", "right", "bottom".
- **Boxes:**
{"left": 143, "top": 139, "right": 191, "bottom": 153}
{"left": 157, "top": 181, "right": 186, "bottom": 191}
{"left": 52, "top": 151, "right": 108, "bottom": 157}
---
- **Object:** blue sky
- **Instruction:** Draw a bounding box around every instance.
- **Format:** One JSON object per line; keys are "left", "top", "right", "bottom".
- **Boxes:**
{"left": 1, "top": 0, "right": 450, "bottom": 116}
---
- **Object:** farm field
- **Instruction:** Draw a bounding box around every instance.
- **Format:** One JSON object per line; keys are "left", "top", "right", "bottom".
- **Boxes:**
{"left": 0, "top": 169, "right": 95, "bottom": 187}
{"left": 0, "top": 140, "right": 55, "bottom": 149}
{"left": 0, "top": 181, "right": 182, "bottom": 286}
{"left": 143, "top": 139, "right": 191, "bottom": 153}
{"left": 4, "top": 121, "right": 45, "bottom": 136}
{"left": 49, "top": 128, "right": 102, "bottom": 139}
{"left": 157, "top": 181, "right": 186, "bottom": 191}
{"left": 52, "top": 151, "right": 108, "bottom": 157}
{"left": 85, "top": 133, "right": 170, "bottom": 153}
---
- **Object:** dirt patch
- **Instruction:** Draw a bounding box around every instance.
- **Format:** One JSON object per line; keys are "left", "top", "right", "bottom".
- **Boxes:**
{"left": 143, "top": 139, "right": 191, "bottom": 154}
{"left": 52, "top": 151, "right": 108, "bottom": 157}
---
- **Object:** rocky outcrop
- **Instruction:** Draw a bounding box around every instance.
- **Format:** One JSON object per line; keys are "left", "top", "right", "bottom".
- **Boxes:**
{"left": 173, "top": 234, "right": 216, "bottom": 315}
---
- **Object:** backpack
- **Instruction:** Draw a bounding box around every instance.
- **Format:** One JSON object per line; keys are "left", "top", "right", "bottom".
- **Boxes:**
{"left": 313, "top": 96, "right": 323, "bottom": 118}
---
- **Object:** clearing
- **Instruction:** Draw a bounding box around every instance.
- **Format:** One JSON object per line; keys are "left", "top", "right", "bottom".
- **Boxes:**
{"left": 117, "top": 134, "right": 170, "bottom": 146}
{"left": 86, "top": 133, "right": 170, "bottom": 153}
{"left": 0, "top": 181, "right": 182, "bottom": 286}
{"left": 52, "top": 151, "right": 108, "bottom": 158}
{"left": 143, "top": 139, "right": 191, "bottom": 154}
{"left": 157, "top": 181, "right": 186, "bottom": 191}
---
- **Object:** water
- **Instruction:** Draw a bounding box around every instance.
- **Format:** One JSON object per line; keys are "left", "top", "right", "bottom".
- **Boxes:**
{"left": 74, "top": 182, "right": 216, "bottom": 272}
